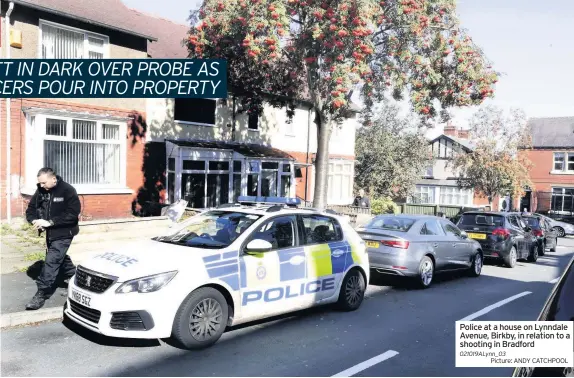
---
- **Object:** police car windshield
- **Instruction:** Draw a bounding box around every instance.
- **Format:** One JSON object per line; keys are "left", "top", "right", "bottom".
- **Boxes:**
{"left": 156, "top": 211, "right": 262, "bottom": 249}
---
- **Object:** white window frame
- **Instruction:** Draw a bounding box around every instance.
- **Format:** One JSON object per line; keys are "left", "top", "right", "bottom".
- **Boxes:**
{"left": 550, "top": 186, "right": 574, "bottom": 214}
{"left": 174, "top": 98, "right": 217, "bottom": 127}
{"left": 552, "top": 151, "right": 574, "bottom": 174}
{"left": 439, "top": 186, "right": 472, "bottom": 206}
{"left": 166, "top": 145, "right": 295, "bottom": 206}
{"left": 411, "top": 185, "right": 436, "bottom": 204}
{"left": 38, "top": 19, "right": 110, "bottom": 59}
{"left": 409, "top": 185, "right": 473, "bottom": 206}
{"left": 326, "top": 160, "right": 354, "bottom": 205}
{"left": 23, "top": 112, "right": 130, "bottom": 195}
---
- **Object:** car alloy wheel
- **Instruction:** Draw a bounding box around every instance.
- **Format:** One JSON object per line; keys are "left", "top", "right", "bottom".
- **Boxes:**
{"left": 419, "top": 257, "right": 434, "bottom": 287}
{"left": 189, "top": 298, "right": 223, "bottom": 342}
{"left": 474, "top": 254, "right": 483, "bottom": 275}
{"left": 506, "top": 246, "right": 517, "bottom": 268}
{"left": 554, "top": 227, "right": 565, "bottom": 238}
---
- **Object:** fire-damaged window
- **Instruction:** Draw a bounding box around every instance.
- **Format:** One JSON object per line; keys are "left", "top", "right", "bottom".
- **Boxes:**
{"left": 174, "top": 98, "right": 216, "bottom": 126}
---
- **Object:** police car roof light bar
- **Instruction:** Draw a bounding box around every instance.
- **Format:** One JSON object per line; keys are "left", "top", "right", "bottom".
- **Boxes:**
{"left": 237, "top": 196, "right": 301, "bottom": 207}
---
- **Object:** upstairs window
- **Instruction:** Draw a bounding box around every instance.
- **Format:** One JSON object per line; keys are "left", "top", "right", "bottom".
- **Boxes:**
{"left": 248, "top": 112, "right": 259, "bottom": 131}
{"left": 40, "top": 20, "right": 108, "bottom": 59}
{"left": 553, "top": 152, "right": 574, "bottom": 172}
{"left": 174, "top": 98, "right": 216, "bottom": 126}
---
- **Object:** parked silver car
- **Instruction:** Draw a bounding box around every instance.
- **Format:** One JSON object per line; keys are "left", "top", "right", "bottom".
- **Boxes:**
{"left": 534, "top": 213, "right": 574, "bottom": 237}
{"left": 356, "top": 214, "right": 483, "bottom": 288}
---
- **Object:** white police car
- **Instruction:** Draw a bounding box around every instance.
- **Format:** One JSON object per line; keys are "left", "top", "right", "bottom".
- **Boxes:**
{"left": 64, "top": 197, "right": 369, "bottom": 349}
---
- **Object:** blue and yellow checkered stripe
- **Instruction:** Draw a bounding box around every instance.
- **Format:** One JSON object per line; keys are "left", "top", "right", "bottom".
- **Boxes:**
{"left": 202, "top": 240, "right": 363, "bottom": 291}
{"left": 202, "top": 251, "right": 240, "bottom": 290}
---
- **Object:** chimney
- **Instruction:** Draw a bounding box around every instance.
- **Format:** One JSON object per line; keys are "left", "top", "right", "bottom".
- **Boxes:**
{"left": 444, "top": 121, "right": 457, "bottom": 137}
{"left": 443, "top": 121, "right": 470, "bottom": 139}
{"left": 458, "top": 129, "right": 470, "bottom": 139}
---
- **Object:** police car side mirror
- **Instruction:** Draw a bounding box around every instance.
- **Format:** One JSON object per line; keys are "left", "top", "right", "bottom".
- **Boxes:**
{"left": 245, "top": 239, "right": 273, "bottom": 253}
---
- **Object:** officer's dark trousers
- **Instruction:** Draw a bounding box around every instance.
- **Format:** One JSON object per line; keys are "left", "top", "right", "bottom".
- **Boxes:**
{"left": 37, "top": 238, "right": 76, "bottom": 297}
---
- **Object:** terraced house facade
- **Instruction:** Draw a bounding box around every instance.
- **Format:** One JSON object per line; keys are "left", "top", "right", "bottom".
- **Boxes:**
{"left": 0, "top": 0, "right": 360, "bottom": 221}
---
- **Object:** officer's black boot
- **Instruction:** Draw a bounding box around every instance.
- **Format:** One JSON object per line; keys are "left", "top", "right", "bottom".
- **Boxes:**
{"left": 25, "top": 290, "right": 48, "bottom": 310}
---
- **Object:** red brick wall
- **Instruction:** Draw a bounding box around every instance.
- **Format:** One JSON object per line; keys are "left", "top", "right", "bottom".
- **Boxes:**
{"left": 520, "top": 149, "right": 574, "bottom": 212}
{"left": 0, "top": 98, "right": 146, "bottom": 220}
{"left": 520, "top": 149, "right": 574, "bottom": 191}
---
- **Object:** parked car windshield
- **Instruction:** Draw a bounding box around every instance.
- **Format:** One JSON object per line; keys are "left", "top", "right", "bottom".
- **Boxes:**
{"left": 155, "top": 210, "right": 262, "bottom": 249}
{"left": 458, "top": 214, "right": 504, "bottom": 227}
{"left": 366, "top": 216, "right": 416, "bottom": 232}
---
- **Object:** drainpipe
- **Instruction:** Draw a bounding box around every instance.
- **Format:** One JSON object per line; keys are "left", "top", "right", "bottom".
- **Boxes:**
{"left": 5, "top": 1, "right": 14, "bottom": 223}
{"left": 304, "top": 104, "right": 312, "bottom": 203}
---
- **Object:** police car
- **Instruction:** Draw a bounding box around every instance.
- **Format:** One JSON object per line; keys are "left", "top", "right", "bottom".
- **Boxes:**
{"left": 64, "top": 197, "right": 369, "bottom": 349}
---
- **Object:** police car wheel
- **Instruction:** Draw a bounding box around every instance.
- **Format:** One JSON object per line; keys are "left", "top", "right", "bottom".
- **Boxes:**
{"left": 337, "top": 269, "right": 366, "bottom": 311}
{"left": 172, "top": 287, "right": 229, "bottom": 350}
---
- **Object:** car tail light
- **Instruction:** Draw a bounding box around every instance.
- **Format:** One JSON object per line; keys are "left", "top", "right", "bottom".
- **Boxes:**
{"left": 533, "top": 229, "right": 543, "bottom": 237}
{"left": 382, "top": 240, "right": 410, "bottom": 249}
{"left": 492, "top": 228, "right": 510, "bottom": 238}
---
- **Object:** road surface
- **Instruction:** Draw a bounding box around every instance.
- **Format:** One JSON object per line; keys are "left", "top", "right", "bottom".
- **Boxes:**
{"left": 2, "top": 238, "right": 573, "bottom": 377}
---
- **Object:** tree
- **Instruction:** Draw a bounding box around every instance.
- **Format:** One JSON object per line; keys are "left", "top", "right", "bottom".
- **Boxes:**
{"left": 186, "top": 0, "right": 499, "bottom": 208}
{"left": 451, "top": 106, "right": 533, "bottom": 206}
{"left": 355, "top": 100, "right": 433, "bottom": 199}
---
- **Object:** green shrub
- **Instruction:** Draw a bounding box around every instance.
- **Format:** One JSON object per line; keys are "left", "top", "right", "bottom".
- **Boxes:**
{"left": 371, "top": 197, "right": 399, "bottom": 215}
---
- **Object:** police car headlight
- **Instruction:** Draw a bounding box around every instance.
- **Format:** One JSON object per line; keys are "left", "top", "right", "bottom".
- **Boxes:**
{"left": 115, "top": 271, "right": 178, "bottom": 294}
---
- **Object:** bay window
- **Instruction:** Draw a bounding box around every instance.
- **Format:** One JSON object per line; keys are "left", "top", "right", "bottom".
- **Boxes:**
{"left": 24, "top": 111, "right": 129, "bottom": 194}
{"left": 439, "top": 186, "right": 472, "bottom": 206}
{"left": 412, "top": 186, "right": 436, "bottom": 204}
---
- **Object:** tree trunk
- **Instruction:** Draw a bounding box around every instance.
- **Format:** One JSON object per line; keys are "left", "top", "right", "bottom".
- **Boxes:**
{"left": 312, "top": 111, "right": 332, "bottom": 209}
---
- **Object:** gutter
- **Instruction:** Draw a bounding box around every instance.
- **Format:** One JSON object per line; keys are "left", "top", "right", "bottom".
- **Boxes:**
{"left": 5, "top": 1, "right": 14, "bottom": 223}
{"left": 10, "top": 0, "right": 158, "bottom": 41}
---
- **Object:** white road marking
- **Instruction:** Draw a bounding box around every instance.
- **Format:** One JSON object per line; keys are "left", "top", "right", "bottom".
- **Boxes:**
{"left": 549, "top": 278, "right": 559, "bottom": 284}
{"left": 332, "top": 350, "right": 399, "bottom": 377}
{"left": 459, "top": 291, "right": 532, "bottom": 321}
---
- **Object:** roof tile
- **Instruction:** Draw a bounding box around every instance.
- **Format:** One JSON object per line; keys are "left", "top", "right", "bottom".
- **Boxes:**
{"left": 527, "top": 117, "right": 574, "bottom": 148}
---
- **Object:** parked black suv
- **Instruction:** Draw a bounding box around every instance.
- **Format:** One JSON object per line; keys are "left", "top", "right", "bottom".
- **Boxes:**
{"left": 456, "top": 212, "right": 538, "bottom": 268}
{"left": 522, "top": 213, "right": 558, "bottom": 256}
{"left": 512, "top": 254, "right": 574, "bottom": 377}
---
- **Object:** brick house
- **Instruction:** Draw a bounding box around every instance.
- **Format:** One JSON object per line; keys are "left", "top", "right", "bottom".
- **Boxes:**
{"left": 518, "top": 117, "right": 574, "bottom": 215}
{"left": 1, "top": 0, "right": 361, "bottom": 221}
{"left": 409, "top": 124, "right": 490, "bottom": 208}
{"left": 0, "top": 0, "right": 167, "bottom": 221}
{"left": 142, "top": 17, "right": 361, "bottom": 210}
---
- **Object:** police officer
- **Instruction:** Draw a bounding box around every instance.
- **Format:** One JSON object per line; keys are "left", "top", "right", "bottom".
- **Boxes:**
{"left": 25, "top": 167, "right": 81, "bottom": 310}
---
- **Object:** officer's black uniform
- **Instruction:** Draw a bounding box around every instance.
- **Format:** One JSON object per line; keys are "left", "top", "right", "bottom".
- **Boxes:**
{"left": 25, "top": 175, "right": 81, "bottom": 310}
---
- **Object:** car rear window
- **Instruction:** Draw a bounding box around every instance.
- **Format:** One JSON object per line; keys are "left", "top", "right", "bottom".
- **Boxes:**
{"left": 366, "top": 217, "right": 416, "bottom": 232}
{"left": 459, "top": 214, "right": 505, "bottom": 227}
{"left": 523, "top": 217, "right": 540, "bottom": 228}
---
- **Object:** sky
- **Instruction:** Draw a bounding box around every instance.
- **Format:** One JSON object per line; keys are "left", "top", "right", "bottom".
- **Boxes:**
{"left": 121, "top": 0, "right": 574, "bottom": 136}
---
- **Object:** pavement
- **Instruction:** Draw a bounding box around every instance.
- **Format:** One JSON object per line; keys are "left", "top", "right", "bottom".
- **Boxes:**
{"left": 1, "top": 238, "right": 573, "bottom": 377}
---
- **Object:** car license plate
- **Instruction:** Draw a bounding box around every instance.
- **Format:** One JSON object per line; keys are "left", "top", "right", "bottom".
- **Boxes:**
{"left": 366, "top": 241, "right": 380, "bottom": 248}
{"left": 468, "top": 232, "right": 486, "bottom": 240}
{"left": 71, "top": 289, "right": 92, "bottom": 307}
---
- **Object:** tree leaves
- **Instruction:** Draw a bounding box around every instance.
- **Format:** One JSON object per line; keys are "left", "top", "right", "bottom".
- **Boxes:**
{"left": 355, "top": 101, "right": 432, "bottom": 199}
{"left": 185, "top": 0, "right": 498, "bottom": 207}
{"left": 451, "top": 106, "right": 533, "bottom": 204}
